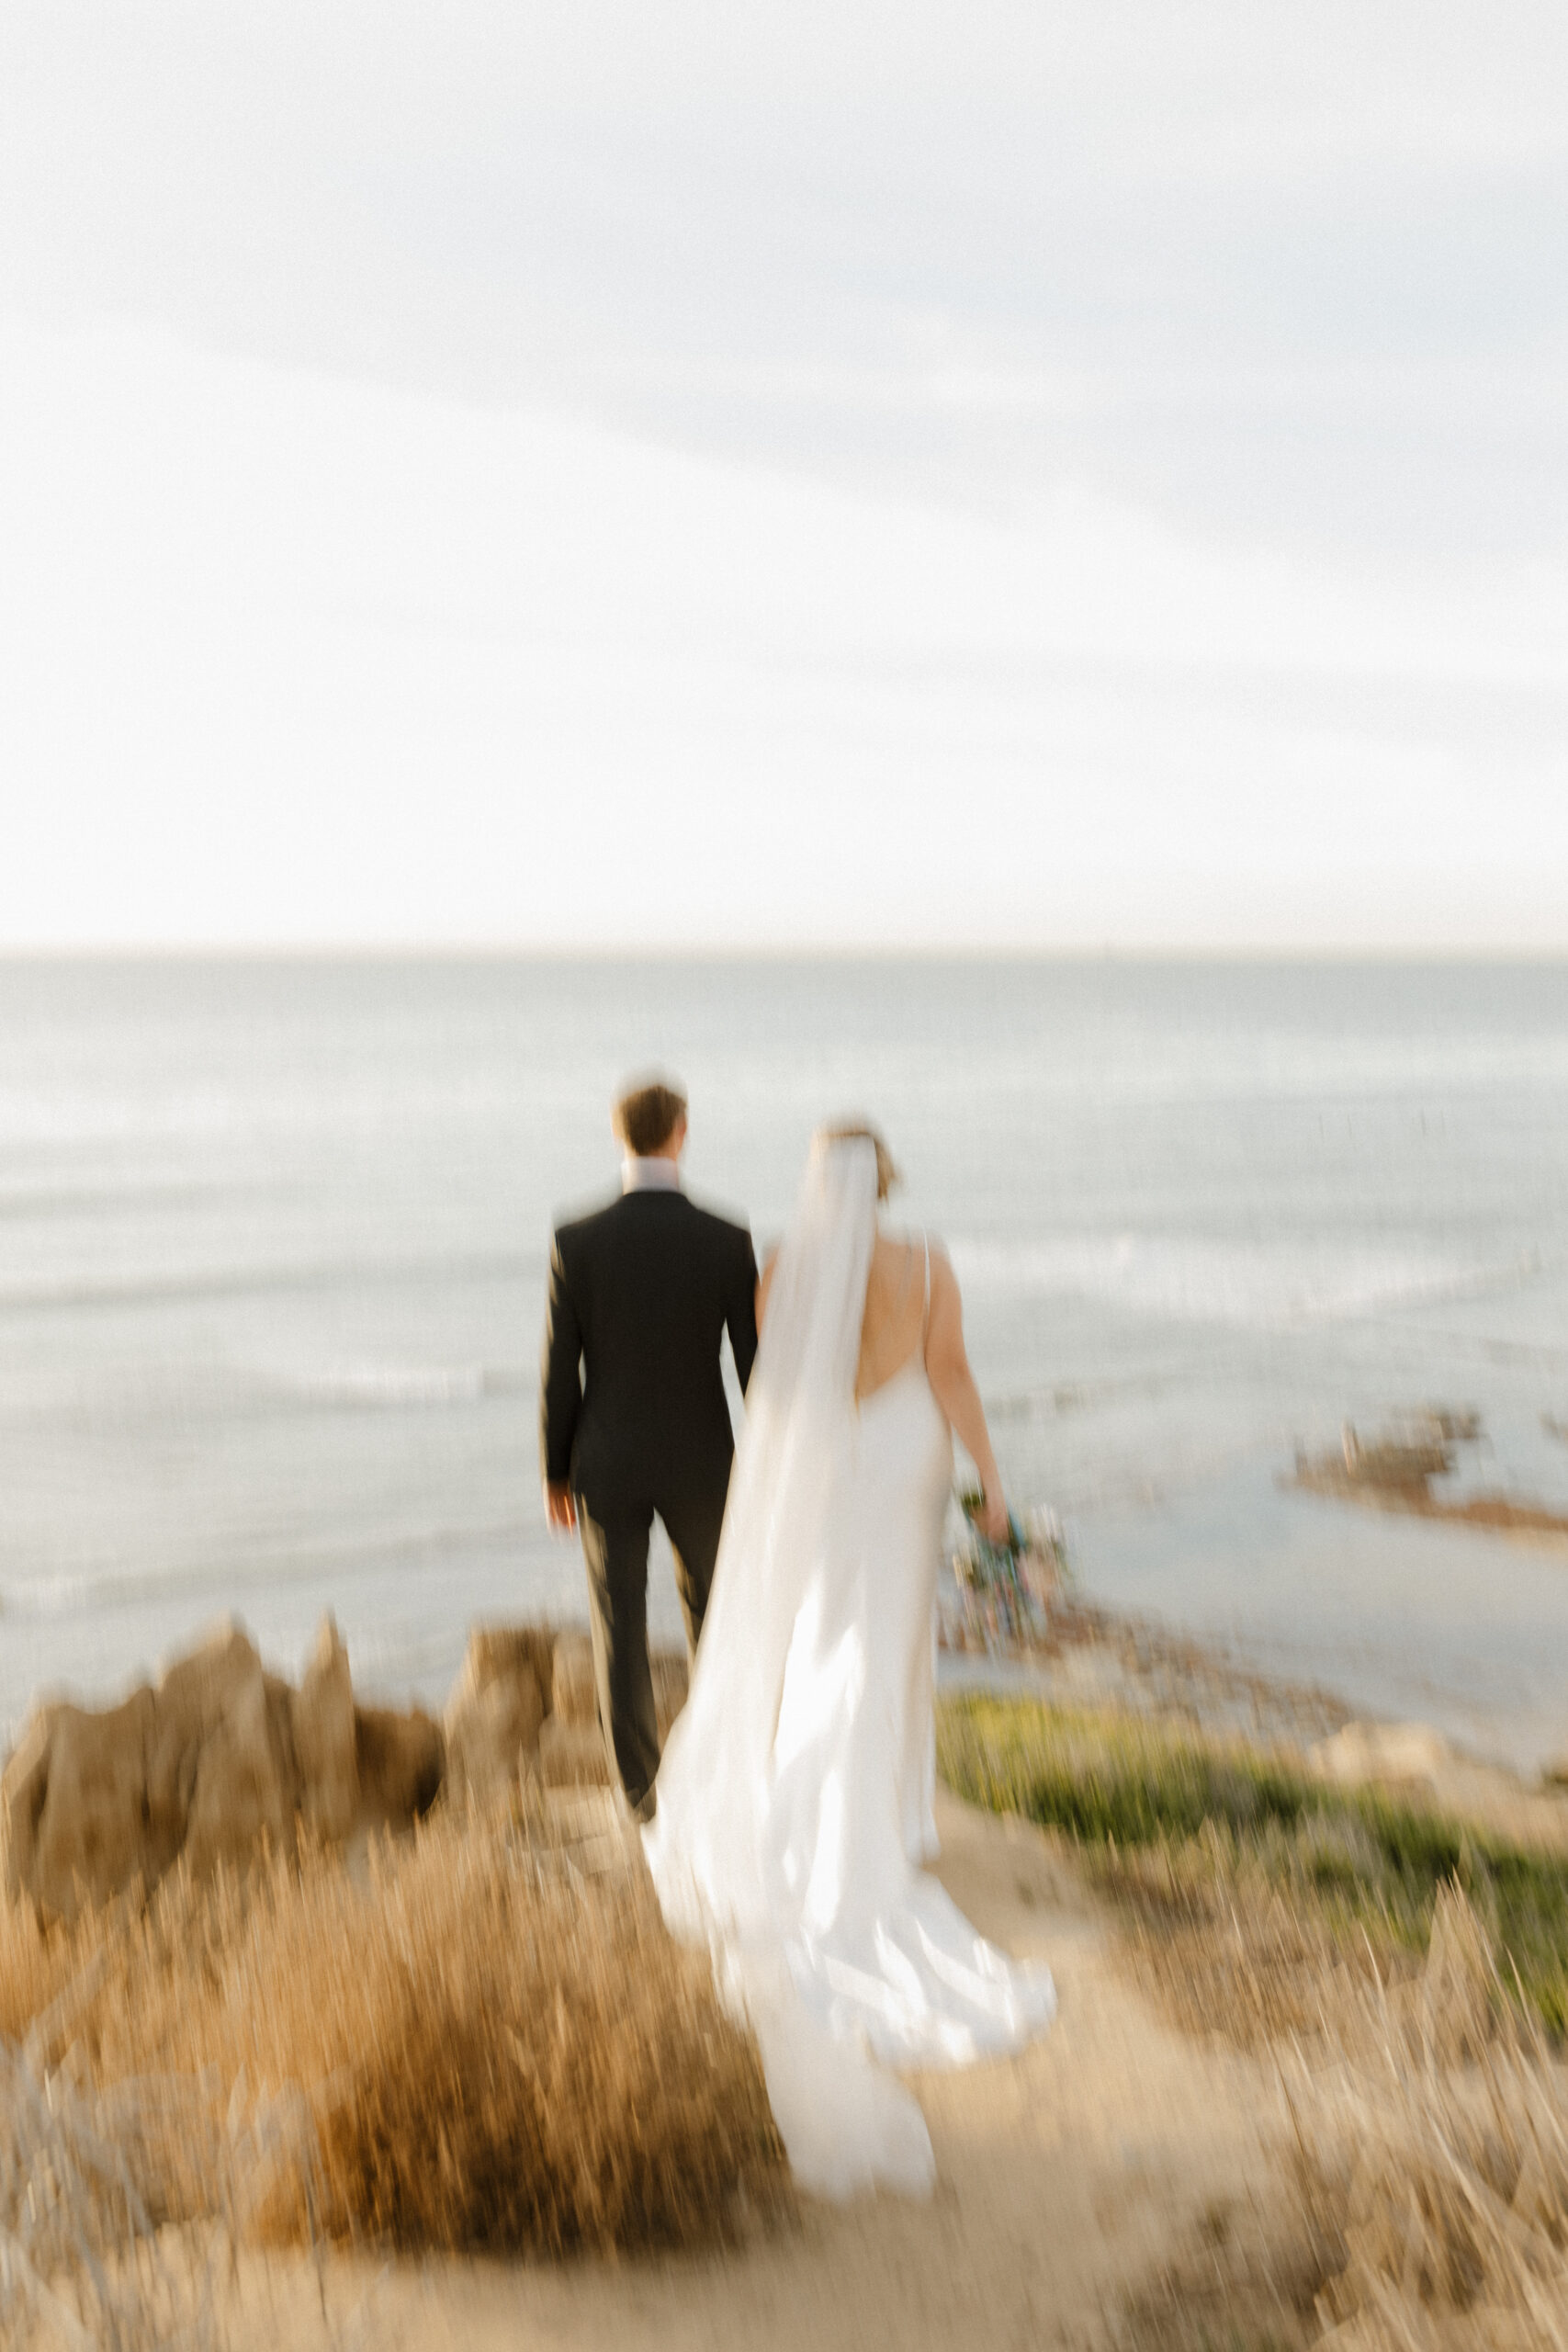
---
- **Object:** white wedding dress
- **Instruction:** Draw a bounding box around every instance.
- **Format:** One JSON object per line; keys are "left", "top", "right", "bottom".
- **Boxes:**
{"left": 644, "top": 1133, "right": 1056, "bottom": 2198}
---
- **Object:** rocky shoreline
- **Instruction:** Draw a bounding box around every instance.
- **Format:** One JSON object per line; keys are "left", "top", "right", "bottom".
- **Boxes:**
{"left": 1288, "top": 1406, "right": 1568, "bottom": 1552}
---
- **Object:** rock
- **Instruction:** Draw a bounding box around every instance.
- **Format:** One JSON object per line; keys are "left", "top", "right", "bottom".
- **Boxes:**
{"left": 292, "top": 1617, "right": 359, "bottom": 1840}
{"left": 146, "top": 1624, "right": 294, "bottom": 1883}
{"left": 550, "top": 1627, "right": 688, "bottom": 1740}
{"left": 446, "top": 1678, "right": 536, "bottom": 1802}
{"left": 1309, "top": 1720, "right": 1449, "bottom": 1788}
{"left": 448, "top": 1682, "right": 540, "bottom": 1801}
{"left": 458, "top": 1624, "right": 558, "bottom": 1716}
{"left": 1, "top": 1610, "right": 678, "bottom": 1922}
{"left": 0, "top": 1709, "right": 54, "bottom": 1906}
{"left": 355, "top": 1704, "right": 446, "bottom": 1823}
{"left": 538, "top": 1715, "right": 613, "bottom": 1789}
{"left": 445, "top": 1634, "right": 547, "bottom": 1806}
{"left": 442, "top": 1620, "right": 681, "bottom": 1804}
{"left": 183, "top": 1657, "right": 290, "bottom": 1880}
{"left": 145, "top": 1623, "right": 276, "bottom": 1845}
{"left": 1, "top": 1613, "right": 443, "bottom": 1923}
{"left": 7, "top": 1690, "right": 161, "bottom": 1923}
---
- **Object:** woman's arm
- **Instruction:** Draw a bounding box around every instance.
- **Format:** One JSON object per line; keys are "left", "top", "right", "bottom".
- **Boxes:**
{"left": 923, "top": 1246, "right": 1009, "bottom": 1542}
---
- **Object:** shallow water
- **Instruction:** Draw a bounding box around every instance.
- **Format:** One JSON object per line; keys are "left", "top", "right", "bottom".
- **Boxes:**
{"left": 1, "top": 957, "right": 1565, "bottom": 1769}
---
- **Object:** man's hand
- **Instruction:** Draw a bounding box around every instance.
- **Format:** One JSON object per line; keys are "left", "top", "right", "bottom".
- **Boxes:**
{"left": 544, "top": 1479, "right": 577, "bottom": 1532}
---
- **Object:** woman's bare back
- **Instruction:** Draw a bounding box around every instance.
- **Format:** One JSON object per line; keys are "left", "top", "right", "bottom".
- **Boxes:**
{"left": 854, "top": 1231, "right": 927, "bottom": 1402}
{"left": 753, "top": 1149, "right": 1009, "bottom": 1542}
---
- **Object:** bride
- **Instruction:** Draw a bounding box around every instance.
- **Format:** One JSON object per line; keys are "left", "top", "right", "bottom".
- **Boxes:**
{"left": 643, "top": 1123, "right": 1056, "bottom": 2198}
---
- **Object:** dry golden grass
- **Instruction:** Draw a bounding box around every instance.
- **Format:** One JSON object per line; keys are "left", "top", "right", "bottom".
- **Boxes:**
{"left": 1, "top": 1802, "right": 786, "bottom": 2345}
{"left": 1111, "top": 1896, "right": 1568, "bottom": 2352}
{"left": 1283, "top": 1889, "right": 1568, "bottom": 2351}
{"left": 1110, "top": 1836, "right": 1426, "bottom": 2053}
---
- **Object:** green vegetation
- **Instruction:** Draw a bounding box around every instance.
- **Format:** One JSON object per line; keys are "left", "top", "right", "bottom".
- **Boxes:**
{"left": 936, "top": 1694, "right": 1568, "bottom": 2038}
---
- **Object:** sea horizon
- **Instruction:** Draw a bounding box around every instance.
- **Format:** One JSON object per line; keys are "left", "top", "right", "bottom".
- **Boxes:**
{"left": 3, "top": 946, "right": 1566, "bottom": 967}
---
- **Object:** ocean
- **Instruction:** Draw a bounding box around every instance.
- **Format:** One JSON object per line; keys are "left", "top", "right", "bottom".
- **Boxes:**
{"left": 2, "top": 956, "right": 1565, "bottom": 1770}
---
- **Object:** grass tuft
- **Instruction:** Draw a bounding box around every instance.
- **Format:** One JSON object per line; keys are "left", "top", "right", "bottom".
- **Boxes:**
{"left": 0, "top": 1804, "right": 786, "bottom": 2335}
{"left": 1283, "top": 1888, "right": 1568, "bottom": 2350}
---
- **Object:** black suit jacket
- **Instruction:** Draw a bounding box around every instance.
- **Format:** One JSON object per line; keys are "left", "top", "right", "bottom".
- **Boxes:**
{"left": 540, "top": 1187, "right": 759, "bottom": 1512}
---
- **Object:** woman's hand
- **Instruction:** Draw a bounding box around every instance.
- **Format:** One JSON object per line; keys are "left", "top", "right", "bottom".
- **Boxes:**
{"left": 976, "top": 1487, "right": 1010, "bottom": 1545}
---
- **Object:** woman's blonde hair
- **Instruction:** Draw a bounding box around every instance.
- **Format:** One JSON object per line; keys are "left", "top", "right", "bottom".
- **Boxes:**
{"left": 816, "top": 1120, "right": 900, "bottom": 1201}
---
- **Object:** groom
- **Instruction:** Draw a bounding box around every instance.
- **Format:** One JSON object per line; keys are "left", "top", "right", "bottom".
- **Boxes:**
{"left": 540, "top": 1077, "right": 759, "bottom": 1820}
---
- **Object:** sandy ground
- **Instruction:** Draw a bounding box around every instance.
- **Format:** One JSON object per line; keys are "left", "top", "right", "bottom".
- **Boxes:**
{"left": 226, "top": 1792, "right": 1289, "bottom": 2352}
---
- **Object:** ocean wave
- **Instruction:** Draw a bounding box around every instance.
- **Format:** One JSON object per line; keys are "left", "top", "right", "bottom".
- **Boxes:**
{"left": 0, "top": 1177, "right": 245, "bottom": 1222}
{"left": 0, "top": 1357, "right": 530, "bottom": 1430}
{"left": 279, "top": 1363, "right": 527, "bottom": 1408}
{"left": 947, "top": 1235, "right": 1547, "bottom": 1331}
{"left": 0, "top": 1517, "right": 532, "bottom": 1623}
{"left": 0, "top": 1248, "right": 534, "bottom": 1315}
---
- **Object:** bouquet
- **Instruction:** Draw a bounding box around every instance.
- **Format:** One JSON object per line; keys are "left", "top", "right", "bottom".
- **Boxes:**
{"left": 944, "top": 1491, "right": 1069, "bottom": 1653}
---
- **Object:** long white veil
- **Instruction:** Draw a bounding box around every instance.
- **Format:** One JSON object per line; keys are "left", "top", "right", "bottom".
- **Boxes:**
{"left": 648, "top": 1130, "right": 876, "bottom": 1941}
{"left": 645, "top": 1132, "right": 937, "bottom": 2196}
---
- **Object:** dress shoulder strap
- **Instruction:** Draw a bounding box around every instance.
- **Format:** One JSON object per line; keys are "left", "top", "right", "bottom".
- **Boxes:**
{"left": 919, "top": 1228, "right": 931, "bottom": 1345}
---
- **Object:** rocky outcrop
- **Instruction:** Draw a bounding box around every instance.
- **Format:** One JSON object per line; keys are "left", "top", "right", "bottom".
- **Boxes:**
{"left": 444, "top": 1627, "right": 555, "bottom": 1803}
{"left": 446, "top": 1623, "right": 689, "bottom": 1804}
{"left": 2, "top": 1614, "right": 688, "bottom": 1920}
{"left": 1291, "top": 1409, "right": 1568, "bottom": 1550}
{"left": 1, "top": 1616, "right": 441, "bottom": 1925}
{"left": 355, "top": 1703, "right": 446, "bottom": 1824}
{"left": 3, "top": 1688, "right": 164, "bottom": 1925}
{"left": 294, "top": 1617, "right": 360, "bottom": 1840}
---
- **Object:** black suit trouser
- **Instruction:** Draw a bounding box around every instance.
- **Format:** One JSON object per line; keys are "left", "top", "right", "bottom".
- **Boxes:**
{"left": 575, "top": 1482, "right": 728, "bottom": 1818}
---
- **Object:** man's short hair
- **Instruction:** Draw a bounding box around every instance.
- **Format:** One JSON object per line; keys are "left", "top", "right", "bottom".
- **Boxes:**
{"left": 614, "top": 1075, "right": 688, "bottom": 1157}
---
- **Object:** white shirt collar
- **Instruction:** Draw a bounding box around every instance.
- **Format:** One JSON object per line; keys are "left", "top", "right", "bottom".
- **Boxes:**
{"left": 622, "top": 1156, "right": 683, "bottom": 1193}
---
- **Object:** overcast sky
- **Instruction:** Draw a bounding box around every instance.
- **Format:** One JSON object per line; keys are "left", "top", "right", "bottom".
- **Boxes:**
{"left": 2, "top": 2, "right": 1565, "bottom": 948}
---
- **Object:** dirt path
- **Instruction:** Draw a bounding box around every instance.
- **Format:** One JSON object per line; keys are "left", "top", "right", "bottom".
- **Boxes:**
{"left": 231, "top": 1794, "right": 1288, "bottom": 2352}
